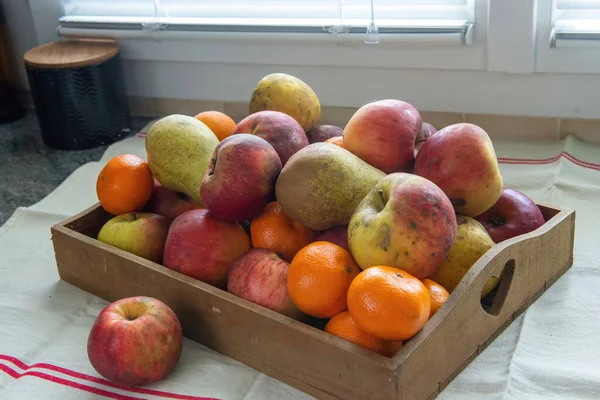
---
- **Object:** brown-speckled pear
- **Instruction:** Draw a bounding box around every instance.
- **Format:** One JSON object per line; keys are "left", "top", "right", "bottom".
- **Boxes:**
{"left": 427, "top": 215, "right": 499, "bottom": 297}
{"left": 414, "top": 123, "right": 503, "bottom": 217}
{"left": 275, "top": 143, "right": 385, "bottom": 231}
{"left": 249, "top": 73, "right": 321, "bottom": 132}
{"left": 145, "top": 114, "right": 219, "bottom": 206}
{"left": 348, "top": 173, "right": 457, "bottom": 278}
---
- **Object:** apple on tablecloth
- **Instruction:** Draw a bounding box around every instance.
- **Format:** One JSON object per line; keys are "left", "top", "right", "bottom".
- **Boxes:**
{"left": 87, "top": 296, "right": 183, "bottom": 386}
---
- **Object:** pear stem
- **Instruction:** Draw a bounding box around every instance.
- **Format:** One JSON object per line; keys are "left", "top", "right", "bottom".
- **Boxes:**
{"left": 378, "top": 189, "right": 385, "bottom": 204}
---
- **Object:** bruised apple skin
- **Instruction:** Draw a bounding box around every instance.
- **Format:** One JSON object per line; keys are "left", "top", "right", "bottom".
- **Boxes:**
{"left": 414, "top": 123, "right": 503, "bottom": 217}
{"left": 348, "top": 173, "right": 457, "bottom": 278}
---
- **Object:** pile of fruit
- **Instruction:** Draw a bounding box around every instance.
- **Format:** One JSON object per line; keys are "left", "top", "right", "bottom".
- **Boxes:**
{"left": 91, "top": 72, "right": 547, "bottom": 386}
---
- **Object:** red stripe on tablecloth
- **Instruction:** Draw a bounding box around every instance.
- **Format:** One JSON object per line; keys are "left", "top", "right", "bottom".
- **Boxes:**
{"left": 0, "top": 354, "right": 217, "bottom": 400}
{"left": 0, "top": 363, "right": 141, "bottom": 400}
{"left": 562, "top": 152, "right": 600, "bottom": 170}
{"left": 498, "top": 151, "right": 600, "bottom": 170}
{"left": 498, "top": 154, "right": 562, "bottom": 164}
{"left": 0, "top": 363, "right": 19, "bottom": 378}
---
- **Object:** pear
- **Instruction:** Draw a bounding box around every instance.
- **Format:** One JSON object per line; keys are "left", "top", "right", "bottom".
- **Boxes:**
{"left": 249, "top": 73, "right": 321, "bottom": 132}
{"left": 427, "top": 215, "right": 499, "bottom": 297}
{"left": 145, "top": 114, "right": 218, "bottom": 206}
{"left": 275, "top": 143, "right": 385, "bottom": 231}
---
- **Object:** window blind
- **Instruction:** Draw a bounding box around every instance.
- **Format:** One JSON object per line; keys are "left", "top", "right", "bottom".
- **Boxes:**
{"left": 59, "top": 0, "right": 474, "bottom": 44}
{"left": 552, "top": 0, "right": 600, "bottom": 46}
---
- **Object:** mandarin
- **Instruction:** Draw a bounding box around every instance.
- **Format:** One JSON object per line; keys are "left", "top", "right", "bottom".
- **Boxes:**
{"left": 194, "top": 111, "right": 237, "bottom": 141}
{"left": 421, "top": 278, "right": 450, "bottom": 318}
{"left": 287, "top": 241, "right": 360, "bottom": 319}
{"left": 250, "top": 201, "right": 318, "bottom": 262}
{"left": 347, "top": 266, "right": 431, "bottom": 341}
{"left": 325, "top": 311, "right": 388, "bottom": 355}
{"left": 96, "top": 154, "right": 154, "bottom": 215}
{"left": 324, "top": 136, "right": 344, "bottom": 148}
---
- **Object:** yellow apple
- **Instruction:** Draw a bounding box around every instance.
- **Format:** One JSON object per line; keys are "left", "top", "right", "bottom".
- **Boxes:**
{"left": 97, "top": 212, "right": 171, "bottom": 263}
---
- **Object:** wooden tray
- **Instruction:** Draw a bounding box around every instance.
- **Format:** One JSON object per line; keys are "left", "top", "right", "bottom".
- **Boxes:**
{"left": 50, "top": 202, "right": 575, "bottom": 400}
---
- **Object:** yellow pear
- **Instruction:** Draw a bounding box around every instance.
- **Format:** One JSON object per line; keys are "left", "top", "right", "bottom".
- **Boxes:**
{"left": 427, "top": 215, "right": 498, "bottom": 297}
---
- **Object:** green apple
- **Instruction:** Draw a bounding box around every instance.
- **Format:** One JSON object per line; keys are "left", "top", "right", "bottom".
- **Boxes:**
{"left": 348, "top": 173, "right": 457, "bottom": 278}
{"left": 97, "top": 212, "right": 171, "bottom": 263}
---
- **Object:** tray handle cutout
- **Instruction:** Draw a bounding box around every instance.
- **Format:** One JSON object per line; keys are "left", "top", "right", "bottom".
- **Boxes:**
{"left": 481, "top": 258, "right": 515, "bottom": 316}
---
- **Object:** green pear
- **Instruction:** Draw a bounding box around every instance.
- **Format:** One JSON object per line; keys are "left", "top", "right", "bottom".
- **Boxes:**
{"left": 145, "top": 114, "right": 219, "bottom": 205}
{"left": 275, "top": 143, "right": 385, "bottom": 231}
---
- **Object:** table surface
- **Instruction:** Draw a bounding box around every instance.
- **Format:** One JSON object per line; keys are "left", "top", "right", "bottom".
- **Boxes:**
{"left": 1, "top": 124, "right": 599, "bottom": 400}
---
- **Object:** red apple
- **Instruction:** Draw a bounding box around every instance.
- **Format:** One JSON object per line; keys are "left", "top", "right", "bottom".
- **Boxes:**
{"left": 164, "top": 209, "right": 251, "bottom": 288}
{"left": 201, "top": 134, "right": 282, "bottom": 222}
{"left": 415, "top": 122, "right": 438, "bottom": 153}
{"left": 414, "top": 123, "right": 503, "bottom": 217}
{"left": 475, "top": 188, "right": 546, "bottom": 243}
{"left": 306, "top": 124, "right": 344, "bottom": 143}
{"left": 228, "top": 248, "right": 303, "bottom": 319}
{"left": 87, "top": 296, "right": 182, "bottom": 386}
{"left": 233, "top": 110, "right": 309, "bottom": 165}
{"left": 316, "top": 225, "right": 349, "bottom": 252}
{"left": 343, "top": 100, "right": 421, "bottom": 173}
{"left": 145, "top": 178, "right": 203, "bottom": 220}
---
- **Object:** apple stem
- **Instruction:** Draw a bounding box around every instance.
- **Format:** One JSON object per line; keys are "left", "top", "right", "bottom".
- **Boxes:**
{"left": 378, "top": 189, "right": 385, "bottom": 205}
{"left": 208, "top": 156, "right": 217, "bottom": 176}
{"left": 492, "top": 216, "right": 504, "bottom": 227}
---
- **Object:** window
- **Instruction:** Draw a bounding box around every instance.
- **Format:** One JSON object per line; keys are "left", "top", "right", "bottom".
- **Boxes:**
{"left": 59, "top": 0, "right": 475, "bottom": 45}
{"left": 551, "top": 0, "right": 600, "bottom": 47}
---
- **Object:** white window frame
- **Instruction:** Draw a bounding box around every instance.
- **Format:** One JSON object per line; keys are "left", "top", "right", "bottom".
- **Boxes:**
{"left": 536, "top": 0, "right": 600, "bottom": 74}
{"left": 24, "top": 0, "right": 600, "bottom": 119}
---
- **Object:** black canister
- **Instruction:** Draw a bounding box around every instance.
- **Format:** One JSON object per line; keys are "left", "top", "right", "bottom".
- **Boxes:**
{"left": 24, "top": 40, "right": 131, "bottom": 150}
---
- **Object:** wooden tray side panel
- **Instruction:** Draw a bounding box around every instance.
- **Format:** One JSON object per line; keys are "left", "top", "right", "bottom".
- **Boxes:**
{"left": 51, "top": 222, "right": 397, "bottom": 400}
{"left": 395, "top": 209, "right": 575, "bottom": 400}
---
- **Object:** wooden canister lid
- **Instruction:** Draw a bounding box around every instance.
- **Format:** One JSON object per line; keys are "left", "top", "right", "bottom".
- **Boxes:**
{"left": 24, "top": 40, "right": 120, "bottom": 69}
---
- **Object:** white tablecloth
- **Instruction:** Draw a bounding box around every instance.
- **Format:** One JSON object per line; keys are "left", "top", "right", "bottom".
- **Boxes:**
{"left": 1, "top": 127, "right": 599, "bottom": 400}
